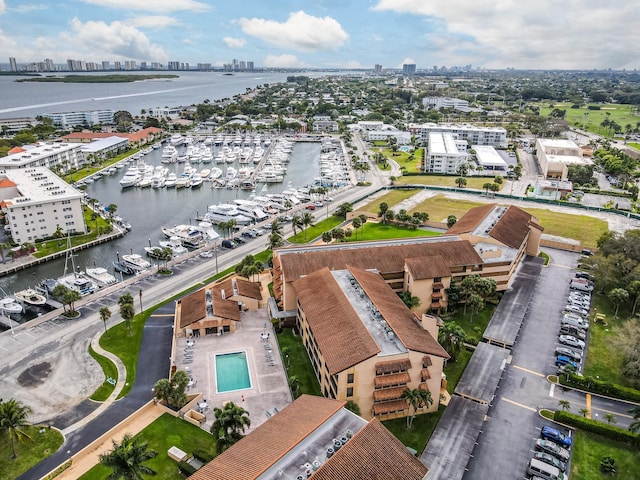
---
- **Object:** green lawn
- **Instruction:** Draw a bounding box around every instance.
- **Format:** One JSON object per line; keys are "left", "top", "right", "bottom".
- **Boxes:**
{"left": 346, "top": 222, "right": 441, "bottom": 242}
{"left": 585, "top": 293, "right": 633, "bottom": 387}
{"left": 276, "top": 328, "right": 322, "bottom": 397}
{"left": 358, "top": 189, "right": 421, "bottom": 214}
{"left": 99, "top": 313, "right": 148, "bottom": 399}
{"left": 408, "top": 194, "right": 484, "bottom": 223}
{"left": 394, "top": 175, "right": 503, "bottom": 190}
{"left": 79, "top": 413, "right": 216, "bottom": 480}
{"left": 444, "top": 348, "right": 473, "bottom": 394}
{"left": 382, "top": 405, "right": 445, "bottom": 454}
{"left": 570, "top": 430, "right": 640, "bottom": 480}
{"left": 65, "top": 148, "right": 142, "bottom": 183}
{"left": 0, "top": 426, "right": 64, "bottom": 479}
{"left": 379, "top": 147, "right": 423, "bottom": 173}
{"left": 539, "top": 103, "right": 638, "bottom": 138}
{"left": 628, "top": 142, "right": 640, "bottom": 151}
{"left": 88, "top": 344, "right": 118, "bottom": 401}
{"left": 440, "top": 303, "right": 497, "bottom": 345}
{"left": 287, "top": 215, "right": 344, "bottom": 244}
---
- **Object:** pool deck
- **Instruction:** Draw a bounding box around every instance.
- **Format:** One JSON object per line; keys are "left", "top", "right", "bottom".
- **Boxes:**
{"left": 175, "top": 308, "right": 292, "bottom": 433}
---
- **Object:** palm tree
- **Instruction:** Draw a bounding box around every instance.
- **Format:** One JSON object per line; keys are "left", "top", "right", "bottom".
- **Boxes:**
{"left": 402, "top": 388, "right": 433, "bottom": 429}
{"left": 120, "top": 302, "right": 135, "bottom": 335}
{"left": 0, "top": 399, "right": 33, "bottom": 459}
{"left": 604, "top": 413, "right": 617, "bottom": 425}
{"left": 629, "top": 406, "right": 640, "bottom": 434}
{"left": 351, "top": 217, "right": 362, "bottom": 239}
{"left": 99, "top": 433, "right": 158, "bottom": 479}
{"left": 210, "top": 402, "right": 251, "bottom": 453}
{"left": 558, "top": 400, "right": 571, "bottom": 412}
{"left": 118, "top": 292, "right": 134, "bottom": 307}
{"left": 288, "top": 375, "right": 302, "bottom": 397}
{"left": 438, "top": 321, "right": 467, "bottom": 362}
{"left": 579, "top": 408, "right": 590, "bottom": 418}
{"left": 291, "top": 214, "right": 303, "bottom": 236}
{"left": 399, "top": 290, "right": 420, "bottom": 309}
{"left": 378, "top": 202, "right": 389, "bottom": 224}
{"left": 100, "top": 307, "right": 112, "bottom": 336}
{"left": 301, "top": 212, "right": 313, "bottom": 241}
{"left": 322, "top": 231, "right": 332, "bottom": 244}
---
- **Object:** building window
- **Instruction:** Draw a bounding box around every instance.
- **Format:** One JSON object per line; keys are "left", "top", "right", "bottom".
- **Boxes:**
{"left": 346, "top": 387, "right": 353, "bottom": 397}
{"left": 347, "top": 373, "right": 354, "bottom": 384}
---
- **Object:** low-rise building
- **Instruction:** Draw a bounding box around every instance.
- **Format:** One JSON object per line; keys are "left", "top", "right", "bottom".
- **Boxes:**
{"left": 535, "top": 138, "right": 589, "bottom": 180}
{"left": 425, "top": 132, "right": 469, "bottom": 173}
{"left": 60, "top": 127, "right": 163, "bottom": 148}
{"left": 189, "top": 394, "right": 429, "bottom": 480}
{"left": 0, "top": 142, "right": 85, "bottom": 172}
{"left": 43, "top": 110, "right": 114, "bottom": 128}
{"left": 0, "top": 167, "right": 86, "bottom": 244}
{"left": 473, "top": 145, "right": 508, "bottom": 172}
{"left": 0, "top": 117, "right": 37, "bottom": 134}
{"left": 367, "top": 130, "right": 412, "bottom": 144}
{"left": 312, "top": 120, "right": 339, "bottom": 132}
{"left": 423, "top": 96, "right": 469, "bottom": 110}
{"left": 79, "top": 136, "right": 129, "bottom": 160}
{"left": 409, "top": 122, "right": 507, "bottom": 148}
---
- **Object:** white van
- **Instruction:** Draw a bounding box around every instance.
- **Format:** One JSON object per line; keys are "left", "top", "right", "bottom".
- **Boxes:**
{"left": 528, "top": 458, "right": 564, "bottom": 480}
{"left": 570, "top": 278, "right": 593, "bottom": 292}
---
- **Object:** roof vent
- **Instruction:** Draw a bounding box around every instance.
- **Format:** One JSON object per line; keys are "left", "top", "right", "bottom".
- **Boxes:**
{"left": 221, "top": 289, "right": 225, "bottom": 299}
{"left": 326, "top": 447, "right": 334, "bottom": 458}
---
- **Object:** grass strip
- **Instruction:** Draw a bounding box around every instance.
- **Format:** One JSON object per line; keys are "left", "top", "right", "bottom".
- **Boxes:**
{"left": 88, "top": 343, "right": 118, "bottom": 401}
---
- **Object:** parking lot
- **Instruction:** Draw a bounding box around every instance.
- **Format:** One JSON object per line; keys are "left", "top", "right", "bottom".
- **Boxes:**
{"left": 464, "top": 249, "right": 583, "bottom": 479}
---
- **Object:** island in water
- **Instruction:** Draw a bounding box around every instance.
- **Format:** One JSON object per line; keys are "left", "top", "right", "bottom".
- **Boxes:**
{"left": 16, "top": 74, "right": 179, "bottom": 83}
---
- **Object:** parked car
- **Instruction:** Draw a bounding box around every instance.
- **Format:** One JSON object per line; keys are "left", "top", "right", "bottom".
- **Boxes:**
{"left": 575, "top": 271, "right": 593, "bottom": 281}
{"left": 541, "top": 426, "right": 573, "bottom": 448}
{"left": 314, "top": 201, "right": 324, "bottom": 207}
{"left": 568, "top": 291, "right": 591, "bottom": 302}
{"left": 562, "top": 315, "right": 589, "bottom": 330}
{"left": 535, "top": 439, "right": 571, "bottom": 462}
{"left": 555, "top": 355, "right": 578, "bottom": 369}
{"left": 232, "top": 236, "right": 246, "bottom": 244}
{"left": 567, "top": 298, "right": 590, "bottom": 309}
{"left": 555, "top": 347, "right": 582, "bottom": 362}
{"left": 221, "top": 239, "right": 235, "bottom": 249}
{"left": 560, "top": 324, "right": 587, "bottom": 340}
{"left": 241, "top": 230, "right": 257, "bottom": 238}
{"left": 559, "top": 334, "right": 586, "bottom": 349}
{"left": 305, "top": 204, "right": 316, "bottom": 210}
{"left": 533, "top": 451, "right": 567, "bottom": 472}
{"left": 570, "top": 278, "right": 594, "bottom": 291}
{"left": 563, "top": 305, "right": 589, "bottom": 317}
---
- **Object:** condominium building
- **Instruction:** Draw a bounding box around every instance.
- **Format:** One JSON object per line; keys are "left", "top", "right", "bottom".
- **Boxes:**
{"left": 409, "top": 122, "right": 507, "bottom": 148}
{"left": 42, "top": 110, "right": 115, "bottom": 129}
{"left": 9, "top": 57, "right": 17, "bottom": 72}
{"left": 473, "top": 145, "right": 508, "bottom": 172}
{"left": 0, "top": 167, "right": 86, "bottom": 244}
{"left": 425, "top": 132, "right": 469, "bottom": 173}
{"left": 0, "top": 117, "right": 36, "bottom": 134}
{"left": 403, "top": 63, "right": 416, "bottom": 75}
{"left": 190, "top": 395, "right": 429, "bottom": 480}
{"left": 0, "top": 142, "right": 85, "bottom": 172}
{"left": 422, "top": 96, "right": 470, "bottom": 110}
{"left": 367, "top": 130, "right": 411, "bottom": 144}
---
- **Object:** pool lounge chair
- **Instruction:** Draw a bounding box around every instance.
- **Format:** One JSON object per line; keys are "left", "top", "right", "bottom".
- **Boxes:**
{"left": 274, "top": 407, "right": 279, "bottom": 413}
{"left": 265, "top": 410, "right": 272, "bottom": 418}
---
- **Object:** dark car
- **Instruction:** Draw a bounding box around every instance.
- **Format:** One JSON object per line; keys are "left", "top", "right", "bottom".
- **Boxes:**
{"left": 221, "top": 239, "right": 235, "bottom": 249}
{"left": 555, "top": 355, "right": 578, "bottom": 369}
{"left": 533, "top": 451, "right": 566, "bottom": 472}
{"left": 233, "top": 236, "right": 246, "bottom": 244}
{"left": 575, "top": 271, "right": 593, "bottom": 281}
{"left": 555, "top": 347, "right": 582, "bottom": 363}
{"left": 541, "top": 426, "right": 572, "bottom": 448}
{"left": 535, "top": 439, "right": 570, "bottom": 462}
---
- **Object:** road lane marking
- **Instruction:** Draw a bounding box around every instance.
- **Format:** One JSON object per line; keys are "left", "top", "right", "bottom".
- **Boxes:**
{"left": 512, "top": 365, "right": 545, "bottom": 377}
{"left": 592, "top": 405, "right": 633, "bottom": 420}
{"left": 586, "top": 393, "right": 592, "bottom": 419}
{"left": 503, "top": 397, "right": 537, "bottom": 412}
{"left": 549, "top": 383, "right": 555, "bottom": 397}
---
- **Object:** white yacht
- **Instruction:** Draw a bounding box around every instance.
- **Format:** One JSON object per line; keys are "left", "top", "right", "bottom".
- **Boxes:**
{"left": 119, "top": 169, "right": 139, "bottom": 188}
{"left": 122, "top": 254, "right": 152, "bottom": 272}
{"left": 162, "top": 145, "right": 178, "bottom": 163}
{"left": 170, "top": 134, "right": 184, "bottom": 146}
{"left": 85, "top": 267, "right": 118, "bottom": 287}
{"left": 159, "top": 236, "right": 189, "bottom": 256}
{"left": 58, "top": 271, "right": 98, "bottom": 296}
{"left": 234, "top": 199, "right": 269, "bottom": 222}
{"left": 161, "top": 225, "right": 203, "bottom": 248}
{"left": 205, "top": 203, "right": 252, "bottom": 225}
{"left": 14, "top": 288, "right": 47, "bottom": 306}
{"left": 189, "top": 174, "right": 203, "bottom": 188}
{"left": 164, "top": 172, "right": 178, "bottom": 188}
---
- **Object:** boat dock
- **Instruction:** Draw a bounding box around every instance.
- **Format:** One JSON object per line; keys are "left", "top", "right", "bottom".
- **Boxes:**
{"left": 0, "top": 315, "right": 19, "bottom": 330}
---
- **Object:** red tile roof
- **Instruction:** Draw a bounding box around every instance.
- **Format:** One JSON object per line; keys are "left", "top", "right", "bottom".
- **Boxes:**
{"left": 7, "top": 146, "right": 25, "bottom": 154}
{"left": 189, "top": 395, "right": 345, "bottom": 480}
{"left": 349, "top": 266, "right": 449, "bottom": 359}
{"left": 490, "top": 205, "right": 536, "bottom": 249}
{"left": 293, "top": 267, "right": 380, "bottom": 374}
{"left": 446, "top": 203, "right": 495, "bottom": 235}
{"left": 0, "top": 178, "right": 17, "bottom": 188}
{"left": 405, "top": 255, "right": 451, "bottom": 280}
{"left": 61, "top": 127, "right": 162, "bottom": 143}
{"left": 311, "top": 418, "right": 428, "bottom": 480}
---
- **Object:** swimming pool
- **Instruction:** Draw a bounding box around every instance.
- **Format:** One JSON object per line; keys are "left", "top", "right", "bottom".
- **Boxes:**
{"left": 215, "top": 351, "right": 252, "bottom": 393}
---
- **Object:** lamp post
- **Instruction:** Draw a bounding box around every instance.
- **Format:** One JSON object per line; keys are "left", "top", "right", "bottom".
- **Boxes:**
{"left": 139, "top": 288, "right": 143, "bottom": 312}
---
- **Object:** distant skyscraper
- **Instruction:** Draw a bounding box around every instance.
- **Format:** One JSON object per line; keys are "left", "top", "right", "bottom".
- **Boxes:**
{"left": 140, "top": 61, "right": 147, "bottom": 70}
{"left": 102, "top": 61, "right": 110, "bottom": 70}
{"left": 402, "top": 63, "right": 416, "bottom": 76}
{"left": 9, "top": 57, "right": 17, "bottom": 72}
{"left": 374, "top": 64, "right": 382, "bottom": 74}
{"left": 247, "top": 61, "right": 254, "bottom": 71}
{"left": 114, "top": 61, "right": 122, "bottom": 70}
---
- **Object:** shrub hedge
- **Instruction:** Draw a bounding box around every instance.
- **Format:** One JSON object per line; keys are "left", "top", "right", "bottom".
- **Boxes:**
{"left": 559, "top": 373, "right": 640, "bottom": 403}
{"left": 193, "top": 449, "right": 215, "bottom": 463}
{"left": 178, "top": 461, "right": 197, "bottom": 476}
{"left": 553, "top": 411, "right": 639, "bottom": 445}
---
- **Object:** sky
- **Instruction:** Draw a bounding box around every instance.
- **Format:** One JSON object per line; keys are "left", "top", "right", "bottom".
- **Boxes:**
{"left": 0, "top": 0, "right": 637, "bottom": 70}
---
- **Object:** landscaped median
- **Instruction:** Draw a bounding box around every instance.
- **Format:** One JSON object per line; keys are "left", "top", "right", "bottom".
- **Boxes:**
{"left": 558, "top": 372, "right": 640, "bottom": 404}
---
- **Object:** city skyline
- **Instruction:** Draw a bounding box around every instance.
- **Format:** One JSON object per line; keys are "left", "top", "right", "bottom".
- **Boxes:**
{"left": 0, "top": 1, "right": 637, "bottom": 70}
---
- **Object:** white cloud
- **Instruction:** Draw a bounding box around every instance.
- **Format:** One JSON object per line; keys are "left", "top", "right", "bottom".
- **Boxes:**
{"left": 128, "top": 15, "right": 178, "bottom": 29}
{"left": 9, "top": 3, "right": 46, "bottom": 13}
{"left": 223, "top": 37, "right": 246, "bottom": 49}
{"left": 62, "top": 17, "right": 168, "bottom": 62}
{"left": 182, "top": 38, "right": 192, "bottom": 44}
{"left": 0, "top": 0, "right": 5, "bottom": 14}
{"left": 80, "top": 0, "right": 209, "bottom": 13}
{"left": 238, "top": 10, "right": 348, "bottom": 52}
{"left": 401, "top": 57, "right": 415, "bottom": 66}
{"left": 372, "top": 0, "right": 640, "bottom": 69}
{"left": 263, "top": 54, "right": 308, "bottom": 68}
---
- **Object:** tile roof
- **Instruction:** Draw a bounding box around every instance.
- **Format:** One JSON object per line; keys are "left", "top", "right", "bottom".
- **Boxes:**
{"left": 375, "top": 359, "right": 411, "bottom": 375}
{"left": 371, "top": 399, "right": 408, "bottom": 416}
{"left": 178, "top": 287, "right": 240, "bottom": 328}
{"left": 405, "top": 255, "right": 451, "bottom": 280}
{"left": 446, "top": 203, "right": 495, "bottom": 235}
{"left": 0, "top": 178, "right": 17, "bottom": 188}
{"left": 277, "top": 238, "right": 482, "bottom": 282}
{"left": 490, "top": 205, "right": 535, "bottom": 249}
{"left": 374, "top": 372, "right": 411, "bottom": 388}
{"left": 7, "top": 146, "right": 25, "bottom": 154}
{"left": 311, "top": 418, "right": 428, "bottom": 480}
{"left": 188, "top": 395, "right": 345, "bottom": 480}
{"left": 349, "top": 266, "right": 449, "bottom": 359}
{"left": 293, "top": 267, "right": 380, "bottom": 374}
{"left": 213, "top": 277, "right": 262, "bottom": 300}
{"left": 61, "top": 127, "right": 162, "bottom": 142}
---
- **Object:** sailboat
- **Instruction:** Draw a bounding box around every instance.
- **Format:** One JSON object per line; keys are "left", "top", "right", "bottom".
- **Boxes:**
{"left": 57, "top": 233, "right": 98, "bottom": 296}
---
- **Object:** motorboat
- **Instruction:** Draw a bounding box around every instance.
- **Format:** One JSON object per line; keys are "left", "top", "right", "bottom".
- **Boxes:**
{"left": 119, "top": 169, "right": 139, "bottom": 188}
{"left": 113, "top": 261, "right": 136, "bottom": 275}
{"left": 164, "top": 172, "right": 177, "bottom": 188}
{"left": 161, "top": 225, "right": 203, "bottom": 248}
{"left": 170, "top": 134, "right": 184, "bottom": 146}
{"left": 144, "top": 245, "right": 168, "bottom": 259}
{"left": 205, "top": 203, "right": 252, "bottom": 225}
{"left": 189, "top": 174, "right": 203, "bottom": 188}
{"left": 0, "top": 297, "right": 23, "bottom": 314}
{"left": 159, "top": 236, "right": 189, "bottom": 256}
{"left": 196, "top": 221, "right": 220, "bottom": 242}
{"left": 121, "top": 254, "right": 152, "bottom": 272}
{"left": 85, "top": 267, "right": 118, "bottom": 287}
{"left": 14, "top": 288, "right": 47, "bottom": 306}
{"left": 37, "top": 278, "right": 58, "bottom": 295}
{"left": 175, "top": 175, "right": 191, "bottom": 189}
{"left": 58, "top": 271, "right": 98, "bottom": 296}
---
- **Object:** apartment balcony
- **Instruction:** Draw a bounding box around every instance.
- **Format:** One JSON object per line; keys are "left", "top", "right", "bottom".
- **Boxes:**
{"left": 373, "top": 386, "right": 406, "bottom": 402}
{"left": 372, "top": 399, "right": 407, "bottom": 416}
{"left": 374, "top": 372, "right": 410, "bottom": 388}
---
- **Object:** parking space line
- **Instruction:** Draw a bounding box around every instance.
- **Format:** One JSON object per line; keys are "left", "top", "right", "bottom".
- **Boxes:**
{"left": 549, "top": 383, "right": 555, "bottom": 397}
{"left": 591, "top": 406, "right": 632, "bottom": 419}
{"left": 512, "top": 365, "right": 545, "bottom": 377}
{"left": 502, "top": 397, "right": 537, "bottom": 412}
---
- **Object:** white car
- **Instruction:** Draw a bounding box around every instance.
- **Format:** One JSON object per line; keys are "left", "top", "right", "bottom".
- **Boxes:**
{"left": 562, "top": 315, "right": 589, "bottom": 330}
{"left": 559, "top": 334, "right": 586, "bottom": 349}
{"left": 564, "top": 305, "right": 589, "bottom": 317}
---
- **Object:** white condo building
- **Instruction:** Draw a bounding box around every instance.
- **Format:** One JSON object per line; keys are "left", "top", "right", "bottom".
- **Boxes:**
{"left": 0, "top": 143, "right": 85, "bottom": 173}
{"left": 0, "top": 167, "right": 86, "bottom": 244}
{"left": 422, "top": 97, "right": 469, "bottom": 110}
{"left": 425, "top": 132, "right": 469, "bottom": 173}
{"left": 409, "top": 123, "right": 507, "bottom": 148}
{"left": 42, "top": 110, "right": 114, "bottom": 128}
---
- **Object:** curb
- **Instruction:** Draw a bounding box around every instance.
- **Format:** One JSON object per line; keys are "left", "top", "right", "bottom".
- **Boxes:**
{"left": 546, "top": 376, "right": 640, "bottom": 407}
